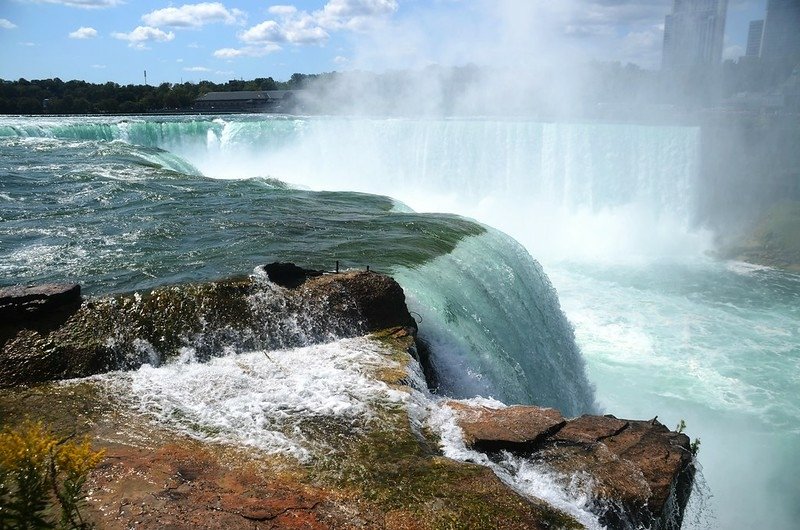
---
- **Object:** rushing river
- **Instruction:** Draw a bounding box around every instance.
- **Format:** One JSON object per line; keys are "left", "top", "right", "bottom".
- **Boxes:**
{"left": 1, "top": 114, "right": 798, "bottom": 529}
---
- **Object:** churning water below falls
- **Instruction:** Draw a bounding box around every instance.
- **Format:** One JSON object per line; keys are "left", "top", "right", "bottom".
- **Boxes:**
{"left": 1, "top": 115, "right": 798, "bottom": 529}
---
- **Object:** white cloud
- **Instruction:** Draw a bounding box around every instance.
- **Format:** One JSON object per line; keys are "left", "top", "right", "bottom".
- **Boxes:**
{"left": 0, "top": 19, "right": 17, "bottom": 29}
{"left": 112, "top": 26, "right": 175, "bottom": 49}
{"left": 184, "top": 66, "right": 211, "bottom": 72}
{"left": 316, "top": 0, "right": 398, "bottom": 30}
{"left": 724, "top": 44, "right": 745, "bottom": 61}
{"left": 24, "top": 0, "right": 123, "bottom": 8}
{"left": 20, "top": 41, "right": 36, "bottom": 46}
{"left": 240, "top": 20, "right": 283, "bottom": 42}
{"left": 268, "top": 5, "right": 298, "bottom": 16}
{"left": 283, "top": 14, "right": 330, "bottom": 43}
{"left": 91, "top": 64, "right": 106, "bottom": 68}
{"left": 213, "top": 45, "right": 280, "bottom": 58}
{"left": 334, "top": 55, "right": 349, "bottom": 64}
{"left": 142, "top": 2, "right": 245, "bottom": 28}
{"left": 68, "top": 26, "right": 98, "bottom": 39}
{"left": 233, "top": 0, "right": 395, "bottom": 52}
{"left": 240, "top": 15, "right": 328, "bottom": 45}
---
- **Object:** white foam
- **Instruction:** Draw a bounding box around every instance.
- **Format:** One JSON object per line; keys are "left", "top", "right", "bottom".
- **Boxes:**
{"left": 725, "top": 260, "right": 775, "bottom": 275}
{"left": 425, "top": 399, "right": 604, "bottom": 530}
{"left": 100, "top": 337, "right": 410, "bottom": 461}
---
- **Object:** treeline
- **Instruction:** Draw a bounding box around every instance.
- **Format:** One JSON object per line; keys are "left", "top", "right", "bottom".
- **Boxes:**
{"left": 0, "top": 73, "right": 318, "bottom": 115}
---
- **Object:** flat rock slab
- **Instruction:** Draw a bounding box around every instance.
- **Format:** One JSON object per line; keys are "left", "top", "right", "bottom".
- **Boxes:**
{"left": 0, "top": 283, "right": 81, "bottom": 321}
{"left": 551, "top": 414, "right": 628, "bottom": 444}
{"left": 447, "top": 402, "right": 565, "bottom": 451}
{"left": 87, "top": 443, "right": 332, "bottom": 530}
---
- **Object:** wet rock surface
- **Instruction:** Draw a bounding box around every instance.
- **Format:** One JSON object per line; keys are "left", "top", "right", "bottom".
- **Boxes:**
{"left": 87, "top": 442, "right": 333, "bottom": 530}
{"left": 1, "top": 331, "right": 583, "bottom": 530}
{"left": 262, "top": 262, "right": 324, "bottom": 288}
{"left": 0, "top": 283, "right": 81, "bottom": 319}
{"left": 0, "top": 283, "right": 82, "bottom": 345}
{"left": 448, "top": 404, "right": 695, "bottom": 530}
{"left": 0, "top": 269, "right": 416, "bottom": 387}
{"left": 447, "top": 401, "right": 565, "bottom": 452}
{"left": 0, "top": 267, "right": 695, "bottom": 530}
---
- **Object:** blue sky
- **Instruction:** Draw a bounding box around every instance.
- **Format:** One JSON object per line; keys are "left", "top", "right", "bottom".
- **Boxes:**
{"left": 0, "top": 0, "right": 767, "bottom": 85}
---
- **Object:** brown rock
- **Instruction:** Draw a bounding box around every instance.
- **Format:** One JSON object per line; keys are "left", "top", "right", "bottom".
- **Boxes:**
{"left": 263, "top": 262, "right": 323, "bottom": 288}
{"left": 447, "top": 402, "right": 565, "bottom": 451}
{"left": 451, "top": 404, "right": 695, "bottom": 530}
{"left": 0, "top": 283, "right": 81, "bottom": 318}
{"left": 541, "top": 417, "right": 693, "bottom": 530}
{"left": 304, "top": 271, "right": 417, "bottom": 332}
{"left": 86, "top": 442, "right": 331, "bottom": 530}
{"left": 551, "top": 414, "right": 628, "bottom": 444}
{"left": 0, "top": 283, "right": 82, "bottom": 346}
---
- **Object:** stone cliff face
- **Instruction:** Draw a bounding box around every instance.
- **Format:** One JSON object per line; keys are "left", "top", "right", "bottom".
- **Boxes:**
{"left": 0, "top": 266, "right": 696, "bottom": 529}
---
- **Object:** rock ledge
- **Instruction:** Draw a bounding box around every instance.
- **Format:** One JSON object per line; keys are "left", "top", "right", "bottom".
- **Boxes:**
{"left": 448, "top": 403, "right": 695, "bottom": 530}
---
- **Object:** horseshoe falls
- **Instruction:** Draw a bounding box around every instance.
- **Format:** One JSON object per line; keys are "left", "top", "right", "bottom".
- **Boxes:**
{"left": 2, "top": 115, "right": 799, "bottom": 530}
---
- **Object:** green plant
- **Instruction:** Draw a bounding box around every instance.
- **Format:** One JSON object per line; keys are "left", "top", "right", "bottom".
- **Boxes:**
{"left": 0, "top": 421, "right": 104, "bottom": 529}
{"left": 676, "top": 419, "right": 687, "bottom": 434}
{"left": 690, "top": 438, "right": 701, "bottom": 457}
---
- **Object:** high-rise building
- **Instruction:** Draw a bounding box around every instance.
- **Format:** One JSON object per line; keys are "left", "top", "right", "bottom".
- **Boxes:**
{"left": 746, "top": 19, "right": 765, "bottom": 57}
{"left": 760, "top": 0, "right": 800, "bottom": 69}
{"left": 662, "top": 0, "right": 728, "bottom": 70}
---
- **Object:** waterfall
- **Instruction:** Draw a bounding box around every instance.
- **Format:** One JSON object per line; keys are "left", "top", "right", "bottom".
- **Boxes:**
{"left": 394, "top": 229, "right": 596, "bottom": 416}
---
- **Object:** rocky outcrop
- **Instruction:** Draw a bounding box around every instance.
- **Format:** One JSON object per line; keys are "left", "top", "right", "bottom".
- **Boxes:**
{"left": 717, "top": 200, "right": 800, "bottom": 272}
{"left": 1, "top": 328, "right": 584, "bottom": 530}
{"left": 0, "top": 267, "right": 416, "bottom": 387}
{"left": 447, "top": 401, "right": 566, "bottom": 452}
{"left": 0, "top": 265, "right": 696, "bottom": 530}
{"left": 0, "top": 283, "right": 82, "bottom": 322}
{"left": 448, "top": 403, "right": 695, "bottom": 530}
{"left": 263, "top": 262, "right": 324, "bottom": 288}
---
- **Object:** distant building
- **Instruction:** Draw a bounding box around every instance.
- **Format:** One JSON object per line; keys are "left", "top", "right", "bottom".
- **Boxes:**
{"left": 662, "top": 0, "right": 728, "bottom": 70}
{"left": 746, "top": 19, "right": 765, "bottom": 57}
{"left": 760, "top": 0, "right": 800, "bottom": 72}
{"left": 193, "top": 90, "right": 298, "bottom": 113}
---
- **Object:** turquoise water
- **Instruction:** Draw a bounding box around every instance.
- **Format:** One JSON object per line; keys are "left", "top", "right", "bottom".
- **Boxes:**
{"left": 1, "top": 115, "right": 798, "bottom": 529}
{"left": 550, "top": 260, "right": 800, "bottom": 529}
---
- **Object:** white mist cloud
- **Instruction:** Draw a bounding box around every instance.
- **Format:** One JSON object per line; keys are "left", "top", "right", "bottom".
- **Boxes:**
{"left": 0, "top": 19, "right": 17, "bottom": 29}
{"left": 300, "top": 0, "right": 676, "bottom": 117}
{"left": 724, "top": 44, "right": 745, "bottom": 61}
{"left": 112, "top": 26, "right": 175, "bottom": 49}
{"left": 142, "top": 2, "right": 246, "bottom": 28}
{"left": 68, "top": 26, "right": 98, "bottom": 39}
{"left": 184, "top": 66, "right": 211, "bottom": 72}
